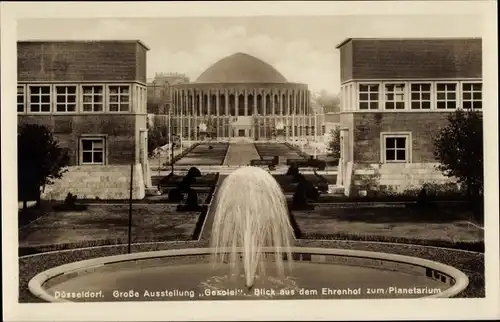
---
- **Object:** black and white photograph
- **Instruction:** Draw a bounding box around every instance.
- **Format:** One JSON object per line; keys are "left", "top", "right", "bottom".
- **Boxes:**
{"left": 1, "top": 1, "right": 498, "bottom": 321}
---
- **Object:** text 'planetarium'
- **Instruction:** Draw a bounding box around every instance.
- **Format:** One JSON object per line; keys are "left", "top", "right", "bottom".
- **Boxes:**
{"left": 168, "top": 52, "right": 320, "bottom": 140}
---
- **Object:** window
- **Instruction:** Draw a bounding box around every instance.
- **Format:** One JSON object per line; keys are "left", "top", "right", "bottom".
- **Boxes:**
{"left": 462, "top": 83, "right": 482, "bottom": 110}
{"left": 82, "top": 85, "right": 104, "bottom": 112}
{"left": 384, "top": 84, "right": 405, "bottom": 110}
{"left": 382, "top": 133, "right": 411, "bottom": 163}
{"left": 17, "top": 85, "right": 25, "bottom": 112}
{"left": 436, "top": 83, "right": 457, "bottom": 109}
{"left": 55, "top": 85, "right": 77, "bottom": 112}
{"left": 81, "top": 138, "right": 105, "bottom": 165}
{"left": 359, "top": 84, "right": 379, "bottom": 110}
{"left": 410, "top": 84, "right": 431, "bottom": 110}
{"left": 321, "top": 125, "right": 326, "bottom": 135}
{"left": 28, "top": 85, "right": 51, "bottom": 112}
{"left": 108, "top": 85, "right": 130, "bottom": 112}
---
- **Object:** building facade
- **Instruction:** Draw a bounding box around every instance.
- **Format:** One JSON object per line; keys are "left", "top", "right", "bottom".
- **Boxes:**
{"left": 167, "top": 52, "right": 325, "bottom": 141}
{"left": 17, "top": 40, "right": 151, "bottom": 200}
{"left": 335, "top": 38, "right": 482, "bottom": 194}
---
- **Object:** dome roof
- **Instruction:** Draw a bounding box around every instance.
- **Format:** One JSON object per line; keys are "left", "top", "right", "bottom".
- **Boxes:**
{"left": 195, "top": 52, "right": 288, "bottom": 83}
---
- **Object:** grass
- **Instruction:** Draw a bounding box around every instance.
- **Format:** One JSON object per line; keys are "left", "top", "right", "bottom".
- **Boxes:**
{"left": 290, "top": 204, "right": 484, "bottom": 252}
{"left": 254, "top": 143, "right": 306, "bottom": 165}
{"left": 175, "top": 143, "right": 229, "bottom": 166}
{"left": 19, "top": 204, "right": 200, "bottom": 252}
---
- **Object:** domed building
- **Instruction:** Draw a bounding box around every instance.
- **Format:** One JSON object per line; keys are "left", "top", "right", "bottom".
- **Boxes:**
{"left": 169, "top": 52, "right": 324, "bottom": 140}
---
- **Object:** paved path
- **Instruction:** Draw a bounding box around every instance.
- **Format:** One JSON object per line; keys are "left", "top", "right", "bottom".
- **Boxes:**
{"left": 223, "top": 143, "right": 260, "bottom": 166}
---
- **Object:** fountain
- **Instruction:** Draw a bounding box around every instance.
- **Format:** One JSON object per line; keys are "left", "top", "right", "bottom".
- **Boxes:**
{"left": 28, "top": 167, "right": 470, "bottom": 302}
{"left": 210, "top": 166, "right": 293, "bottom": 290}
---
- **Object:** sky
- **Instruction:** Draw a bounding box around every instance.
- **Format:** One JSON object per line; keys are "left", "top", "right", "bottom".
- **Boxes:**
{"left": 17, "top": 15, "right": 483, "bottom": 94}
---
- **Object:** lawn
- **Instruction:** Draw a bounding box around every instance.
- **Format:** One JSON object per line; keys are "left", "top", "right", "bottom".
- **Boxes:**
{"left": 291, "top": 204, "right": 484, "bottom": 251}
{"left": 254, "top": 143, "right": 305, "bottom": 165}
{"left": 19, "top": 204, "right": 200, "bottom": 252}
{"left": 175, "top": 143, "right": 228, "bottom": 166}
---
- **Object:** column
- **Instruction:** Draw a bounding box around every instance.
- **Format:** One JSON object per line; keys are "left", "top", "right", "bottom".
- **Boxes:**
{"left": 225, "top": 89, "right": 229, "bottom": 138}
{"left": 235, "top": 89, "right": 239, "bottom": 117}
{"left": 279, "top": 91, "right": 284, "bottom": 116}
{"left": 207, "top": 89, "right": 211, "bottom": 116}
{"left": 271, "top": 91, "right": 276, "bottom": 116}
{"left": 216, "top": 89, "right": 220, "bottom": 139}
{"left": 290, "top": 92, "right": 294, "bottom": 141}
{"left": 253, "top": 89, "right": 257, "bottom": 115}
{"left": 244, "top": 89, "right": 248, "bottom": 116}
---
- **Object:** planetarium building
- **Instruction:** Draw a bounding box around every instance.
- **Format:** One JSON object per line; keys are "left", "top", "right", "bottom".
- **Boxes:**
{"left": 169, "top": 52, "right": 321, "bottom": 140}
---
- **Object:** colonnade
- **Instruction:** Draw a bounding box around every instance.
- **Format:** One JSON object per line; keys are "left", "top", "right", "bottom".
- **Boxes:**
{"left": 162, "top": 114, "right": 326, "bottom": 141}
{"left": 170, "top": 87, "right": 311, "bottom": 117}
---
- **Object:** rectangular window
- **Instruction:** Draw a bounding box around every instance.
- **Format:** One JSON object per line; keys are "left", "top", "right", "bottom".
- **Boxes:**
{"left": 80, "top": 138, "right": 105, "bottom": 165}
{"left": 55, "top": 85, "right": 77, "bottom": 112}
{"left": 28, "top": 85, "right": 51, "bottom": 112}
{"left": 82, "top": 85, "right": 104, "bottom": 112}
{"left": 384, "top": 84, "right": 405, "bottom": 110}
{"left": 382, "top": 133, "right": 411, "bottom": 163}
{"left": 17, "top": 85, "right": 25, "bottom": 112}
{"left": 462, "top": 83, "right": 482, "bottom": 110}
{"left": 410, "top": 83, "right": 431, "bottom": 110}
{"left": 321, "top": 125, "right": 326, "bottom": 135}
{"left": 108, "top": 85, "right": 130, "bottom": 112}
{"left": 359, "top": 84, "right": 379, "bottom": 110}
{"left": 436, "top": 83, "right": 457, "bottom": 109}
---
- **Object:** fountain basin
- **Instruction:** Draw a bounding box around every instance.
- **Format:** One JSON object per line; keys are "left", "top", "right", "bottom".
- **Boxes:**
{"left": 28, "top": 247, "right": 469, "bottom": 302}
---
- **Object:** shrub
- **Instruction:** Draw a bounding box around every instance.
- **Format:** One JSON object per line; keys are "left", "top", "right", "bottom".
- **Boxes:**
{"left": 286, "top": 164, "right": 299, "bottom": 176}
{"left": 187, "top": 167, "right": 202, "bottom": 178}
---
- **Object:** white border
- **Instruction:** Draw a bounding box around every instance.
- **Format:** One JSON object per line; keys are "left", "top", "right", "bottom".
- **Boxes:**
{"left": 1, "top": 1, "right": 499, "bottom": 321}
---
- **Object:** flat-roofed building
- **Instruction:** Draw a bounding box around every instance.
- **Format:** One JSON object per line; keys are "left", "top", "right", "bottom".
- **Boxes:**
{"left": 17, "top": 40, "right": 152, "bottom": 200}
{"left": 335, "top": 38, "right": 482, "bottom": 195}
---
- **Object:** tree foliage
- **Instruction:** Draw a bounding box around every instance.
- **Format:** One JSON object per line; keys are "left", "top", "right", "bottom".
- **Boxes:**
{"left": 433, "top": 110, "right": 483, "bottom": 198}
{"left": 18, "top": 124, "right": 70, "bottom": 207}
{"left": 326, "top": 127, "right": 341, "bottom": 162}
{"left": 148, "top": 125, "right": 170, "bottom": 157}
{"left": 313, "top": 90, "right": 340, "bottom": 113}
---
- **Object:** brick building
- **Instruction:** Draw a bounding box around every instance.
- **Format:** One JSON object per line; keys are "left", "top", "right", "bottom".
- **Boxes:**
{"left": 17, "top": 40, "right": 152, "bottom": 200}
{"left": 335, "top": 38, "right": 482, "bottom": 195}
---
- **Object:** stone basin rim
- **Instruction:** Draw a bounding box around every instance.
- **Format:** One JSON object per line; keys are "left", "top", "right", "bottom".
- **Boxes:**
{"left": 28, "top": 246, "right": 469, "bottom": 303}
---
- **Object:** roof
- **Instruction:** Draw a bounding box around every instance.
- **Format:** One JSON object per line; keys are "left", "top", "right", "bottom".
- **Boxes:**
{"left": 17, "top": 40, "right": 150, "bottom": 51}
{"left": 195, "top": 52, "right": 288, "bottom": 84}
{"left": 335, "top": 37, "right": 482, "bottom": 49}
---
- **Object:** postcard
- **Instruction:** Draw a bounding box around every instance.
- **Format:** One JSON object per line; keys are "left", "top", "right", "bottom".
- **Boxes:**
{"left": 1, "top": 1, "right": 499, "bottom": 321}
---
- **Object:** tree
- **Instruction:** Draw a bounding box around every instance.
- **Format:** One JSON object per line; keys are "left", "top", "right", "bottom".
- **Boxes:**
{"left": 326, "top": 127, "right": 341, "bottom": 165}
{"left": 433, "top": 109, "right": 483, "bottom": 200}
{"left": 312, "top": 90, "right": 340, "bottom": 113}
{"left": 18, "top": 124, "right": 70, "bottom": 209}
{"left": 148, "top": 125, "right": 169, "bottom": 157}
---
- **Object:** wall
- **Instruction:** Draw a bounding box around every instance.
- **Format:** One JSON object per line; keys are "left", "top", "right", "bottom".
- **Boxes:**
{"left": 350, "top": 163, "right": 457, "bottom": 195}
{"left": 18, "top": 115, "right": 137, "bottom": 165}
{"left": 350, "top": 38, "right": 482, "bottom": 80}
{"left": 352, "top": 112, "right": 450, "bottom": 163}
{"left": 18, "top": 41, "right": 148, "bottom": 82}
{"left": 41, "top": 164, "right": 146, "bottom": 200}
{"left": 339, "top": 41, "right": 353, "bottom": 83}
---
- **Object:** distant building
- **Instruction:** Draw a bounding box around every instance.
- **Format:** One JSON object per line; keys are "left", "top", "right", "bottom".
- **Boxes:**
{"left": 335, "top": 38, "right": 482, "bottom": 195}
{"left": 169, "top": 52, "right": 325, "bottom": 141}
{"left": 17, "top": 40, "right": 152, "bottom": 200}
{"left": 147, "top": 72, "right": 190, "bottom": 114}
